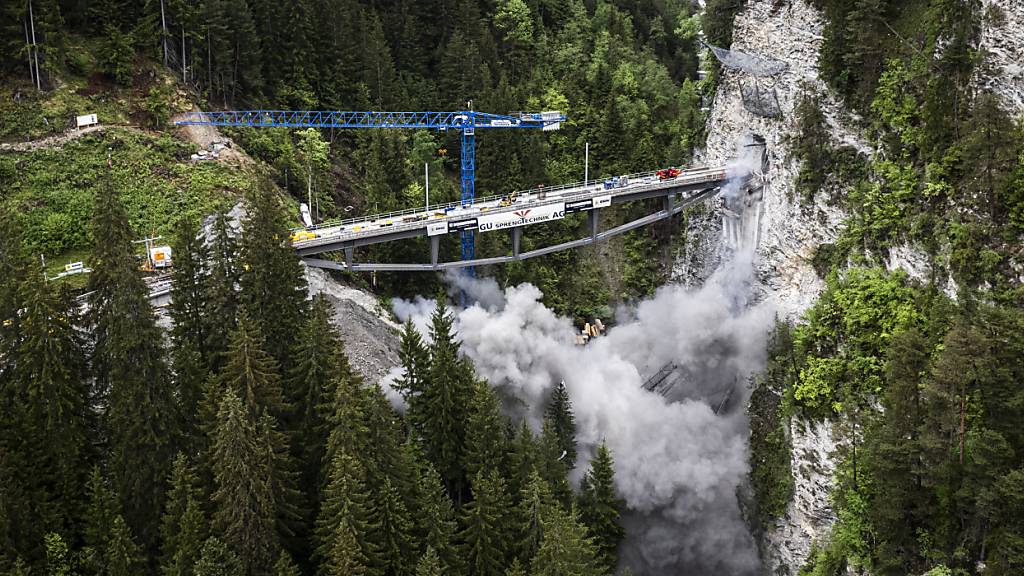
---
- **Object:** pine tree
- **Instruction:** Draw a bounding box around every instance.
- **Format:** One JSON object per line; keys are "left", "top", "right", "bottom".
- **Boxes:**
{"left": 530, "top": 505, "right": 599, "bottom": 576}
{"left": 459, "top": 470, "right": 512, "bottom": 576}
{"left": 238, "top": 181, "right": 308, "bottom": 376}
{"left": 544, "top": 381, "right": 577, "bottom": 467}
{"left": 88, "top": 173, "right": 177, "bottom": 552}
{"left": 160, "top": 453, "right": 207, "bottom": 576}
{"left": 464, "top": 380, "right": 506, "bottom": 479}
{"left": 193, "top": 537, "right": 244, "bottom": 576}
{"left": 577, "top": 442, "right": 624, "bottom": 574}
{"left": 210, "top": 389, "right": 279, "bottom": 574}
{"left": 314, "top": 452, "right": 381, "bottom": 576}
{"left": 203, "top": 209, "right": 240, "bottom": 369}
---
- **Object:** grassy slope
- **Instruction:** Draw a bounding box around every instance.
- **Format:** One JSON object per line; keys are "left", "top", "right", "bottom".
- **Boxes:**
{"left": 0, "top": 40, "right": 267, "bottom": 286}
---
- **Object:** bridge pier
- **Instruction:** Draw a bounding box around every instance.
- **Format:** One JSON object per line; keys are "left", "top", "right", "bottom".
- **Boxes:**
{"left": 511, "top": 227, "right": 522, "bottom": 259}
{"left": 344, "top": 247, "right": 354, "bottom": 268}
{"left": 430, "top": 236, "right": 440, "bottom": 266}
{"left": 588, "top": 209, "right": 599, "bottom": 241}
{"left": 664, "top": 192, "right": 676, "bottom": 214}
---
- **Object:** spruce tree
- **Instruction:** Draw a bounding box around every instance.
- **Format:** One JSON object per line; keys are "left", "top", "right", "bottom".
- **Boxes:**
{"left": 12, "top": 266, "right": 90, "bottom": 536}
{"left": 105, "top": 514, "right": 143, "bottom": 576}
{"left": 544, "top": 381, "right": 577, "bottom": 467}
{"left": 87, "top": 173, "right": 177, "bottom": 552}
{"left": 422, "top": 296, "right": 474, "bottom": 499}
{"left": 286, "top": 294, "right": 344, "bottom": 505}
{"left": 458, "top": 470, "right": 512, "bottom": 576}
{"left": 194, "top": 537, "right": 244, "bottom": 576}
{"left": 324, "top": 522, "right": 367, "bottom": 576}
{"left": 203, "top": 209, "right": 240, "bottom": 370}
{"left": 83, "top": 466, "right": 118, "bottom": 572}
{"left": 272, "top": 552, "right": 301, "bottom": 576}
{"left": 238, "top": 181, "right": 308, "bottom": 375}
{"left": 538, "top": 419, "right": 572, "bottom": 507}
{"left": 530, "top": 505, "right": 599, "bottom": 576}
{"left": 414, "top": 546, "right": 442, "bottom": 576}
{"left": 169, "top": 216, "right": 213, "bottom": 443}
{"left": 577, "top": 442, "right": 624, "bottom": 574}
{"left": 504, "top": 558, "right": 526, "bottom": 576}
{"left": 210, "top": 389, "right": 279, "bottom": 574}
{"left": 393, "top": 319, "right": 430, "bottom": 431}
{"left": 315, "top": 452, "right": 381, "bottom": 576}
{"left": 160, "top": 453, "right": 207, "bottom": 576}
{"left": 507, "top": 421, "right": 539, "bottom": 501}
{"left": 516, "top": 469, "right": 557, "bottom": 564}
{"left": 464, "top": 380, "right": 506, "bottom": 479}
{"left": 375, "top": 477, "right": 415, "bottom": 576}
{"left": 414, "top": 461, "right": 459, "bottom": 573}
{"left": 219, "top": 309, "right": 288, "bottom": 420}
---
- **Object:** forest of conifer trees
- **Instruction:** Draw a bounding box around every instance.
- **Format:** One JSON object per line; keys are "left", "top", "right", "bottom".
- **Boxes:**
{"left": 0, "top": 179, "right": 626, "bottom": 575}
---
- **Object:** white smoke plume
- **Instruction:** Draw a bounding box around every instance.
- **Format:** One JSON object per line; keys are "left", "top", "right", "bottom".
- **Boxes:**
{"left": 391, "top": 249, "right": 773, "bottom": 575}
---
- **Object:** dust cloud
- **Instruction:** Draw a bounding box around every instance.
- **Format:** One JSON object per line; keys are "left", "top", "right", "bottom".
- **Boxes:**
{"left": 389, "top": 248, "right": 773, "bottom": 575}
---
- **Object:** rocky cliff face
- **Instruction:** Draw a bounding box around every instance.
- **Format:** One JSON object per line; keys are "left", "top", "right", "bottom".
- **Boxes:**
{"left": 685, "top": 1, "right": 867, "bottom": 572}
{"left": 977, "top": 0, "right": 1024, "bottom": 116}
{"left": 686, "top": 1, "right": 854, "bottom": 317}
{"left": 689, "top": 0, "right": 1023, "bottom": 573}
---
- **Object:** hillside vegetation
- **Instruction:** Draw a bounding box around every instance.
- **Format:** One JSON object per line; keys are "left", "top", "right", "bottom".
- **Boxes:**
{"left": 743, "top": 1, "right": 1024, "bottom": 575}
{"left": 2, "top": 0, "right": 712, "bottom": 316}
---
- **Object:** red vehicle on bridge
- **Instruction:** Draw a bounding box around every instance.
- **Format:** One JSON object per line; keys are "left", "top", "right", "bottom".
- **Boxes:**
{"left": 656, "top": 167, "right": 681, "bottom": 180}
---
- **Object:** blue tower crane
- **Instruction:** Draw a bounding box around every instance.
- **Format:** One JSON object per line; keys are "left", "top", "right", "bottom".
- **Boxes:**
{"left": 175, "top": 107, "right": 566, "bottom": 266}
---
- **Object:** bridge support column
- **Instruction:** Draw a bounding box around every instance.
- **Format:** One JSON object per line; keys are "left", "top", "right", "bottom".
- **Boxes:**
{"left": 430, "top": 235, "right": 439, "bottom": 267}
{"left": 511, "top": 227, "right": 522, "bottom": 259}
{"left": 344, "top": 247, "right": 354, "bottom": 268}
{"left": 664, "top": 192, "right": 676, "bottom": 215}
{"left": 588, "top": 209, "right": 599, "bottom": 242}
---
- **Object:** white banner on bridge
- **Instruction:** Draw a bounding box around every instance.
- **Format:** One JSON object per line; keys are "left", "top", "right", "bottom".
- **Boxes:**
{"left": 477, "top": 202, "right": 566, "bottom": 232}
{"left": 593, "top": 195, "right": 611, "bottom": 208}
{"left": 427, "top": 221, "right": 449, "bottom": 236}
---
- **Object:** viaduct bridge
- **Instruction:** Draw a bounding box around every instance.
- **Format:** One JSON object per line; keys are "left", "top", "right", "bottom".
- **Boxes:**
{"left": 293, "top": 165, "right": 738, "bottom": 272}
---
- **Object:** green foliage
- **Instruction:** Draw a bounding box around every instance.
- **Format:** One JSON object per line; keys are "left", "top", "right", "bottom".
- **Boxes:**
{"left": 748, "top": 322, "right": 795, "bottom": 534}
{"left": 544, "top": 381, "right": 577, "bottom": 468}
{"left": 87, "top": 174, "right": 176, "bottom": 553}
{"left": 791, "top": 268, "right": 921, "bottom": 414}
{"left": 100, "top": 26, "right": 133, "bottom": 86}
{"left": 210, "top": 389, "right": 279, "bottom": 575}
{"left": 2, "top": 129, "right": 242, "bottom": 256}
{"left": 577, "top": 443, "right": 625, "bottom": 574}
{"left": 459, "top": 470, "right": 512, "bottom": 576}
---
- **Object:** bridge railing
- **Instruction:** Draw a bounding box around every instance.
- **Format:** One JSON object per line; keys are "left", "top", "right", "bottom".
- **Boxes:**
{"left": 296, "top": 167, "right": 730, "bottom": 248}
{"left": 297, "top": 165, "right": 723, "bottom": 234}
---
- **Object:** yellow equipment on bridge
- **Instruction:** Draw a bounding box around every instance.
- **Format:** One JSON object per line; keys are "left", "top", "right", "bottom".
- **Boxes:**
{"left": 290, "top": 230, "right": 317, "bottom": 243}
